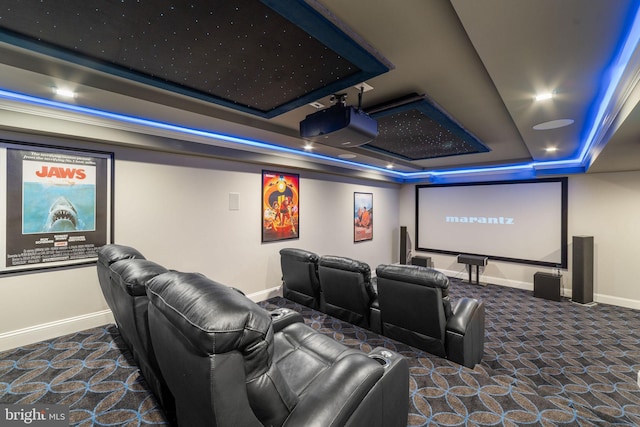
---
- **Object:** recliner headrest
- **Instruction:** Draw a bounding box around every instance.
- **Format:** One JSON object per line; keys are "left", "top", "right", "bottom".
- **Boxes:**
{"left": 376, "top": 264, "right": 449, "bottom": 290}
{"left": 97, "top": 244, "right": 145, "bottom": 266}
{"left": 279, "top": 248, "right": 319, "bottom": 263}
{"left": 110, "top": 258, "right": 168, "bottom": 297}
{"left": 319, "top": 255, "right": 371, "bottom": 282}
{"left": 146, "top": 271, "right": 272, "bottom": 376}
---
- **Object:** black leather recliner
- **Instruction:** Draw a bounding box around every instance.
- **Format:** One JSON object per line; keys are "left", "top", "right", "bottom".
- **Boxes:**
{"left": 146, "top": 270, "right": 409, "bottom": 427}
{"left": 279, "top": 248, "right": 323, "bottom": 310}
{"left": 96, "top": 245, "right": 176, "bottom": 420}
{"left": 96, "top": 244, "right": 146, "bottom": 321}
{"left": 317, "top": 255, "right": 381, "bottom": 332}
{"left": 376, "top": 264, "right": 485, "bottom": 368}
{"left": 108, "top": 258, "right": 175, "bottom": 414}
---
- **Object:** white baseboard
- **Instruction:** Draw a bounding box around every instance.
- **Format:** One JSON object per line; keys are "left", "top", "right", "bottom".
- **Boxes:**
{"left": 441, "top": 268, "right": 640, "bottom": 310}
{"left": 0, "top": 286, "right": 283, "bottom": 353}
{"left": 439, "top": 268, "right": 534, "bottom": 291}
{"left": 247, "top": 285, "right": 283, "bottom": 302}
{"left": 0, "top": 310, "right": 115, "bottom": 352}
{"left": 594, "top": 293, "right": 640, "bottom": 310}
{"left": 3, "top": 282, "right": 637, "bottom": 353}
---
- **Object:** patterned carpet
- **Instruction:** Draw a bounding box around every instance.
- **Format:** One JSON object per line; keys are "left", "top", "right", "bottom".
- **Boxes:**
{"left": 262, "top": 279, "right": 640, "bottom": 426}
{"left": 1, "top": 279, "right": 640, "bottom": 426}
{"left": 0, "top": 326, "right": 167, "bottom": 426}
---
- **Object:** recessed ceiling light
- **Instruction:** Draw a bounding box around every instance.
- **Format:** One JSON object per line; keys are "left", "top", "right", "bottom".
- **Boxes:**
{"left": 52, "top": 87, "right": 76, "bottom": 98}
{"left": 535, "top": 92, "right": 554, "bottom": 101}
{"left": 303, "top": 143, "right": 313, "bottom": 151}
{"left": 545, "top": 147, "right": 558, "bottom": 152}
{"left": 386, "top": 163, "right": 394, "bottom": 169}
{"left": 338, "top": 153, "right": 357, "bottom": 159}
{"left": 533, "top": 119, "right": 574, "bottom": 130}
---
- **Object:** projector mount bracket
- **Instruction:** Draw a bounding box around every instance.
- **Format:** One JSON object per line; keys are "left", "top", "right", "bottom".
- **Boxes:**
{"left": 329, "top": 86, "right": 366, "bottom": 111}
{"left": 330, "top": 93, "right": 348, "bottom": 106}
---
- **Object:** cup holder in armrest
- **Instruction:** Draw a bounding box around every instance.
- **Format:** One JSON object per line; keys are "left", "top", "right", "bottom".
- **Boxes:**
{"left": 368, "top": 348, "right": 404, "bottom": 369}
{"left": 368, "top": 354, "right": 390, "bottom": 367}
{"left": 369, "top": 354, "right": 388, "bottom": 366}
{"left": 270, "top": 308, "right": 293, "bottom": 318}
{"left": 269, "top": 308, "right": 304, "bottom": 332}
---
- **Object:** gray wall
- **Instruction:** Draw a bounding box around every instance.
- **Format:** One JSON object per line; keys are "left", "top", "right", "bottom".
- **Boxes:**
{"left": 0, "top": 135, "right": 400, "bottom": 350}
{"left": 2, "top": 125, "right": 640, "bottom": 351}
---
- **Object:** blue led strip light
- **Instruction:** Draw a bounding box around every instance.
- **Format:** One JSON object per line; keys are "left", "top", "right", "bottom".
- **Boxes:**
{"left": 2, "top": 0, "right": 640, "bottom": 187}
{"left": 578, "top": 4, "right": 640, "bottom": 164}
{"left": 0, "top": 88, "right": 409, "bottom": 177}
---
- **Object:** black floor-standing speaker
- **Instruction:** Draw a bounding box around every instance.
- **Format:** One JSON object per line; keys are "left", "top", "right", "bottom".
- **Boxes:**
{"left": 572, "top": 236, "right": 594, "bottom": 305}
{"left": 400, "top": 226, "right": 408, "bottom": 265}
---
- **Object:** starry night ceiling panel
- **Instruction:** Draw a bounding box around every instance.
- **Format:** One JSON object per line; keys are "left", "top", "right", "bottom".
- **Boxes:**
{"left": 366, "top": 95, "right": 490, "bottom": 160}
{"left": 0, "top": 0, "right": 391, "bottom": 118}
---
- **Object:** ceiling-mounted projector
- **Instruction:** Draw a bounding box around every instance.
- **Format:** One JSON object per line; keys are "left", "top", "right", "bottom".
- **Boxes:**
{"left": 300, "top": 94, "right": 378, "bottom": 147}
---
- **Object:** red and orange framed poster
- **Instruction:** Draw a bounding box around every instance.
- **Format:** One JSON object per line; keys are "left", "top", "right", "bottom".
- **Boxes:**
{"left": 354, "top": 192, "right": 373, "bottom": 242}
{"left": 262, "top": 170, "right": 299, "bottom": 243}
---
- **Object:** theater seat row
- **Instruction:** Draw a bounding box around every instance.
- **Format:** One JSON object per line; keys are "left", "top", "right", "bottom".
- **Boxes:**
{"left": 279, "top": 248, "right": 486, "bottom": 368}
{"left": 97, "top": 244, "right": 409, "bottom": 427}
{"left": 279, "top": 248, "right": 379, "bottom": 330}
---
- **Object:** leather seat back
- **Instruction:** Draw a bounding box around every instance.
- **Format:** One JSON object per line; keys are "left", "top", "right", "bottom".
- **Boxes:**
{"left": 108, "top": 258, "right": 175, "bottom": 416}
{"left": 109, "top": 258, "right": 167, "bottom": 358}
{"left": 318, "top": 255, "right": 377, "bottom": 328}
{"left": 279, "top": 248, "right": 322, "bottom": 309}
{"left": 146, "top": 271, "right": 297, "bottom": 427}
{"left": 96, "top": 244, "right": 145, "bottom": 316}
{"left": 376, "top": 264, "right": 450, "bottom": 357}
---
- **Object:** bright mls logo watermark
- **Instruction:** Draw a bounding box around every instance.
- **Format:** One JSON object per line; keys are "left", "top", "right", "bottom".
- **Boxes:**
{"left": 0, "top": 405, "right": 68, "bottom": 426}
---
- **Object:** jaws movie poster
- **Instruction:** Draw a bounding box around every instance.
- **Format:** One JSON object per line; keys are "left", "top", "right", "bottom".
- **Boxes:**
{"left": 2, "top": 146, "right": 111, "bottom": 272}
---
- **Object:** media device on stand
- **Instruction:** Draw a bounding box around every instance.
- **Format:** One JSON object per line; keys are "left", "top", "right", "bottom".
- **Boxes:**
{"left": 457, "top": 254, "right": 488, "bottom": 286}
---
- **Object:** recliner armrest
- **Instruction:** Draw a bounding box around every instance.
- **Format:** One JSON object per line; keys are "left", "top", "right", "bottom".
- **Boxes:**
{"left": 445, "top": 298, "right": 485, "bottom": 368}
{"left": 446, "top": 298, "right": 480, "bottom": 335}
{"left": 369, "top": 299, "right": 381, "bottom": 334}
{"left": 282, "top": 353, "right": 385, "bottom": 427}
{"left": 352, "top": 348, "right": 410, "bottom": 427}
{"left": 269, "top": 308, "right": 304, "bottom": 332}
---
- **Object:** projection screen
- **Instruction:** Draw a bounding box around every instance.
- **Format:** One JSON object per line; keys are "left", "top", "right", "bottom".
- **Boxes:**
{"left": 416, "top": 178, "right": 567, "bottom": 267}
